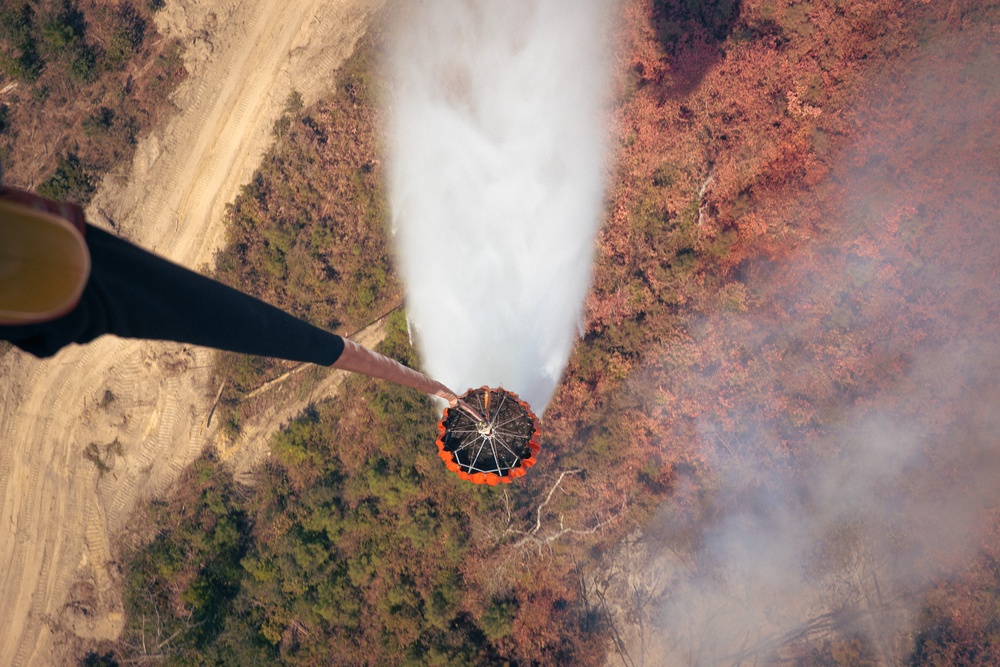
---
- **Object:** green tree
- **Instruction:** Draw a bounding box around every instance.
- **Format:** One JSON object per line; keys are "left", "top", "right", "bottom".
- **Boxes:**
{"left": 0, "top": 2, "right": 44, "bottom": 81}
{"left": 119, "top": 455, "right": 255, "bottom": 662}
{"left": 37, "top": 153, "right": 94, "bottom": 204}
{"left": 79, "top": 650, "right": 119, "bottom": 667}
{"left": 103, "top": 2, "right": 146, "bottom": 70}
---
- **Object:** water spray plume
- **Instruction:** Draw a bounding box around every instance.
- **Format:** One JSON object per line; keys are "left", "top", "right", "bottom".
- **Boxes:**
{"left": 386, "top": 0, "right": 612, "bottom": 419}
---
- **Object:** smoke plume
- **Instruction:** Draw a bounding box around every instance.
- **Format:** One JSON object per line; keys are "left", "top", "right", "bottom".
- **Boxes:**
{"left": 385, "top": 0, "right": 613, "bottom": 413}
{"left": 605, "top": 37, "right": 1000, "bottom": 666}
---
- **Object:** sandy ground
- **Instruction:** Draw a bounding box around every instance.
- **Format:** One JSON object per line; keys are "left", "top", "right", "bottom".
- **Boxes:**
{"left": 0, "top": 0, "right": 382, "bottom": 663}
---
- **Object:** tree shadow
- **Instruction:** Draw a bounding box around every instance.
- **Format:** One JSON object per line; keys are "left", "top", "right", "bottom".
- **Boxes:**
{"left": 648, "top": 0, "right": 746, "bottom": 97}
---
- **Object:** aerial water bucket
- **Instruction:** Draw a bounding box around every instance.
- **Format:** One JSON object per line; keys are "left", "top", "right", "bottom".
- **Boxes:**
{"left": 437, "top": 386, "right": 540, "bottom": 485}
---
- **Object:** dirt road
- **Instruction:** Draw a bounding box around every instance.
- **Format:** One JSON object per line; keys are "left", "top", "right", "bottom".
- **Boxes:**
{"left": 0, "top": 1, "right": 380, "bottom": 663}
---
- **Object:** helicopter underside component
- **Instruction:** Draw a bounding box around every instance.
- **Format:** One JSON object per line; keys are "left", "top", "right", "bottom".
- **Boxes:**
{"left": 436, "top": 386, "right": 540, "bottom": 485}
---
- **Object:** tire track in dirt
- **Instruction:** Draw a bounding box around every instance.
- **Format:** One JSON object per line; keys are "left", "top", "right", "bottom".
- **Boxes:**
{"left": 0, "top": 1, "right": 381, "bottom": 664}
{"left": 2, "top": 340, "right": 123, "bottom": 667}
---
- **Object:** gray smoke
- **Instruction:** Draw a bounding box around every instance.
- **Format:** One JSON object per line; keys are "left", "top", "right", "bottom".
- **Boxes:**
{"left": 604, "top": 38, "right": 1000, "bottom": 666}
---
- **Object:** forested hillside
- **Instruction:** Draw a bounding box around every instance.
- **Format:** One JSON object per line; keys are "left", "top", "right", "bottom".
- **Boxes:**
{"left": 98, "top": 0, "right": 1000, "bottom": 665}
{"left": 209, "top": 43, "right": 401, "bottom": 437}
{"left": 0, "top": 0, "right": 184, "bottom": 202}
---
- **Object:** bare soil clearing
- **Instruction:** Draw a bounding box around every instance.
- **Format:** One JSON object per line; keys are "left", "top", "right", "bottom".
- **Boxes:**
{"left": 0, "top": 0, "right": 381, "bottom": 663}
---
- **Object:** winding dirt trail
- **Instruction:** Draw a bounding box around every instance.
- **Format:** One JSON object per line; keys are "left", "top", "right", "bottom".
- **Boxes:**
{"left": 0, "top": 1, "right": 380, "bottom": 663}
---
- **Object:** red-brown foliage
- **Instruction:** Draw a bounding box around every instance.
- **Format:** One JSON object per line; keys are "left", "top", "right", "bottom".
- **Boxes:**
{"left": 541, "top": 0, "right": 1000, "bottom": 658}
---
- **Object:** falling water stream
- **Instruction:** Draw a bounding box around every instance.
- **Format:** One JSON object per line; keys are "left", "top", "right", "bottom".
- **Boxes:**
{"left": 386, "top": 0, "right": 612, "bottom": 413}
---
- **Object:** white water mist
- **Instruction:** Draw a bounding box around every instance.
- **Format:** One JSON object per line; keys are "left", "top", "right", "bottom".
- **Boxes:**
{"left": 386, "top": 0, "right": 612, "bottom": 413}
